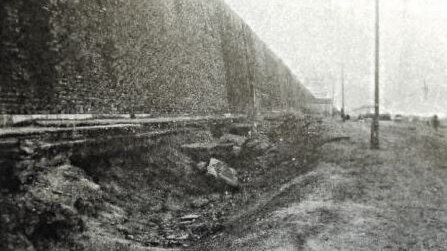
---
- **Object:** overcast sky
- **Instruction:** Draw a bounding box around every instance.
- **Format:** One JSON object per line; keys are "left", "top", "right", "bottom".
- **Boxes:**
{"left": 224, "top": 0, "right": 447, "bottom": 117}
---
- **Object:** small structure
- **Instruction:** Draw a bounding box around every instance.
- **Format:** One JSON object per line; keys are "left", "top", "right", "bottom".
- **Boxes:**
{"left": 310, "top": 98, "right": 333, "bottom": 116}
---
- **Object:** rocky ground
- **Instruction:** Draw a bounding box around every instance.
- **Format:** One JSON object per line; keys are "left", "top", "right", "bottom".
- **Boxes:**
{"left": 0, "top": 113, "right": 326, "bottom": 251}
{"left": 190, "top": 120, "right": 447, "bottom": 250}
{"left": 5, "top": 115, "right": 445, "bottom": 251}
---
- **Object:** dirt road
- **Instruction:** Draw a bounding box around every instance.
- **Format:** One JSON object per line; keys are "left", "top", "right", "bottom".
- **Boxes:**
{"left": 191, "top": 121, "right": 447, "bottom": 250}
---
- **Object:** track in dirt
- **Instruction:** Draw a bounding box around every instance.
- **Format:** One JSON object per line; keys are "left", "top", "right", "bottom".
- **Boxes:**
{"left": 190, "top": 121, "right": 447, "bottom": 251}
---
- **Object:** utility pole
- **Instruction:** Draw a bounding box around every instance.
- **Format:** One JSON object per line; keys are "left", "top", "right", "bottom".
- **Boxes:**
{"left": 371, "top": 0, "right": 380, "bottom": 149}
{"left": 332, "top": 77, "right": 336, "bottom": 117}
{"left": 341, "top": 65, "right": 346, "bottom": 122}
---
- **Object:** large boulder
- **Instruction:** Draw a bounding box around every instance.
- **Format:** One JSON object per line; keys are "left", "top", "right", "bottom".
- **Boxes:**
{"left": 206, "top": 158, "right": 239, "bottom": 188}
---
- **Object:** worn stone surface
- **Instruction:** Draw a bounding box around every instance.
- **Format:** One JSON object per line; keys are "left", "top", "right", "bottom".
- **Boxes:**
{"left": 0, "top": 0, "right": 314, "bottom": 115}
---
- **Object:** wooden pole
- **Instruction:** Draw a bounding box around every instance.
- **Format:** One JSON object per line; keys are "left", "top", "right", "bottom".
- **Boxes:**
{"left": 332, "top": 76, "right": 335, "bottom": 117}
{"left": 341, "top": 65, "right": 345, "bottom": 122}
{"left": 371, "top": 0, "right": 380, "bottom": 149}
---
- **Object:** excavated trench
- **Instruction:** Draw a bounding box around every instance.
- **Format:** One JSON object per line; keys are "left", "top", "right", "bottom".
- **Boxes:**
{"left": 0, "top": 114, "right": 325, "bottom": 251}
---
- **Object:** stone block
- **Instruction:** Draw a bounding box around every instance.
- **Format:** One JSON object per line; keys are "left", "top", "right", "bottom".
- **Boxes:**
{"left": 206, "top": 158, "right": 238, "bottom": 188}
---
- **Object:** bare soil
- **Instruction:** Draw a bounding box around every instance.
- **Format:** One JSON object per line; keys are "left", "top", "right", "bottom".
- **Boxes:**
{"left": 0, "top": 114, "right": 325, "bottom": 251}
{"left": 190, "top": 120, "right": 447, "bottom": 250}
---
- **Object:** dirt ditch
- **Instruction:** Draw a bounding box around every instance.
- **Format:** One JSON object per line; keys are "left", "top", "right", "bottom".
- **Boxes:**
{"left": 0, "top": 113, "right": 327, "bottom": 251}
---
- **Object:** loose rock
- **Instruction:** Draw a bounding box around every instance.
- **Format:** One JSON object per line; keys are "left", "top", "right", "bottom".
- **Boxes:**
{"left": 207, "top": 158, "right": 239, "bottom": 188}
{"left": 191, "top": 198, "right": 210, "bottom": 208}
{"left": 180, "top": 214, "right": 201, "bottom": 222}
{"left": 196, "top": 161, "right": 208, "bottom": 172}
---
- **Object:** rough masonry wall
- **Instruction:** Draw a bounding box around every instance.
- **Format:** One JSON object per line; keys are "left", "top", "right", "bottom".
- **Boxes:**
{"left": 0, "top": 0, "right": 314, "bottom": 115}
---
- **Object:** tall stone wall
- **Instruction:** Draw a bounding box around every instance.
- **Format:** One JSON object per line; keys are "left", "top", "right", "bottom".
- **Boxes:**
{"left": 0, "top": 0, "right": 314, "bottom": 115}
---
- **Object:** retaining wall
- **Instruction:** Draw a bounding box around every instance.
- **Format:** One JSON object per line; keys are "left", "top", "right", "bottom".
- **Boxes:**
{"left": 0, "top": 0, "right": 315, "bottom": 115}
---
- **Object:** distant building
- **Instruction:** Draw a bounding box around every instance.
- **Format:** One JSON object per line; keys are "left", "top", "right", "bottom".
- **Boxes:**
{"left": 311, "top": 98, "right": 333, "bottom": 115}
{"left": 305, "top": 78, "right": 333, "bottom": 116}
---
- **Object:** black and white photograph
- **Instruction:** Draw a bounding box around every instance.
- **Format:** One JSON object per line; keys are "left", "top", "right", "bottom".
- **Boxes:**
{"left": 1, "top": 0, "right": 447, "bottom": 250}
